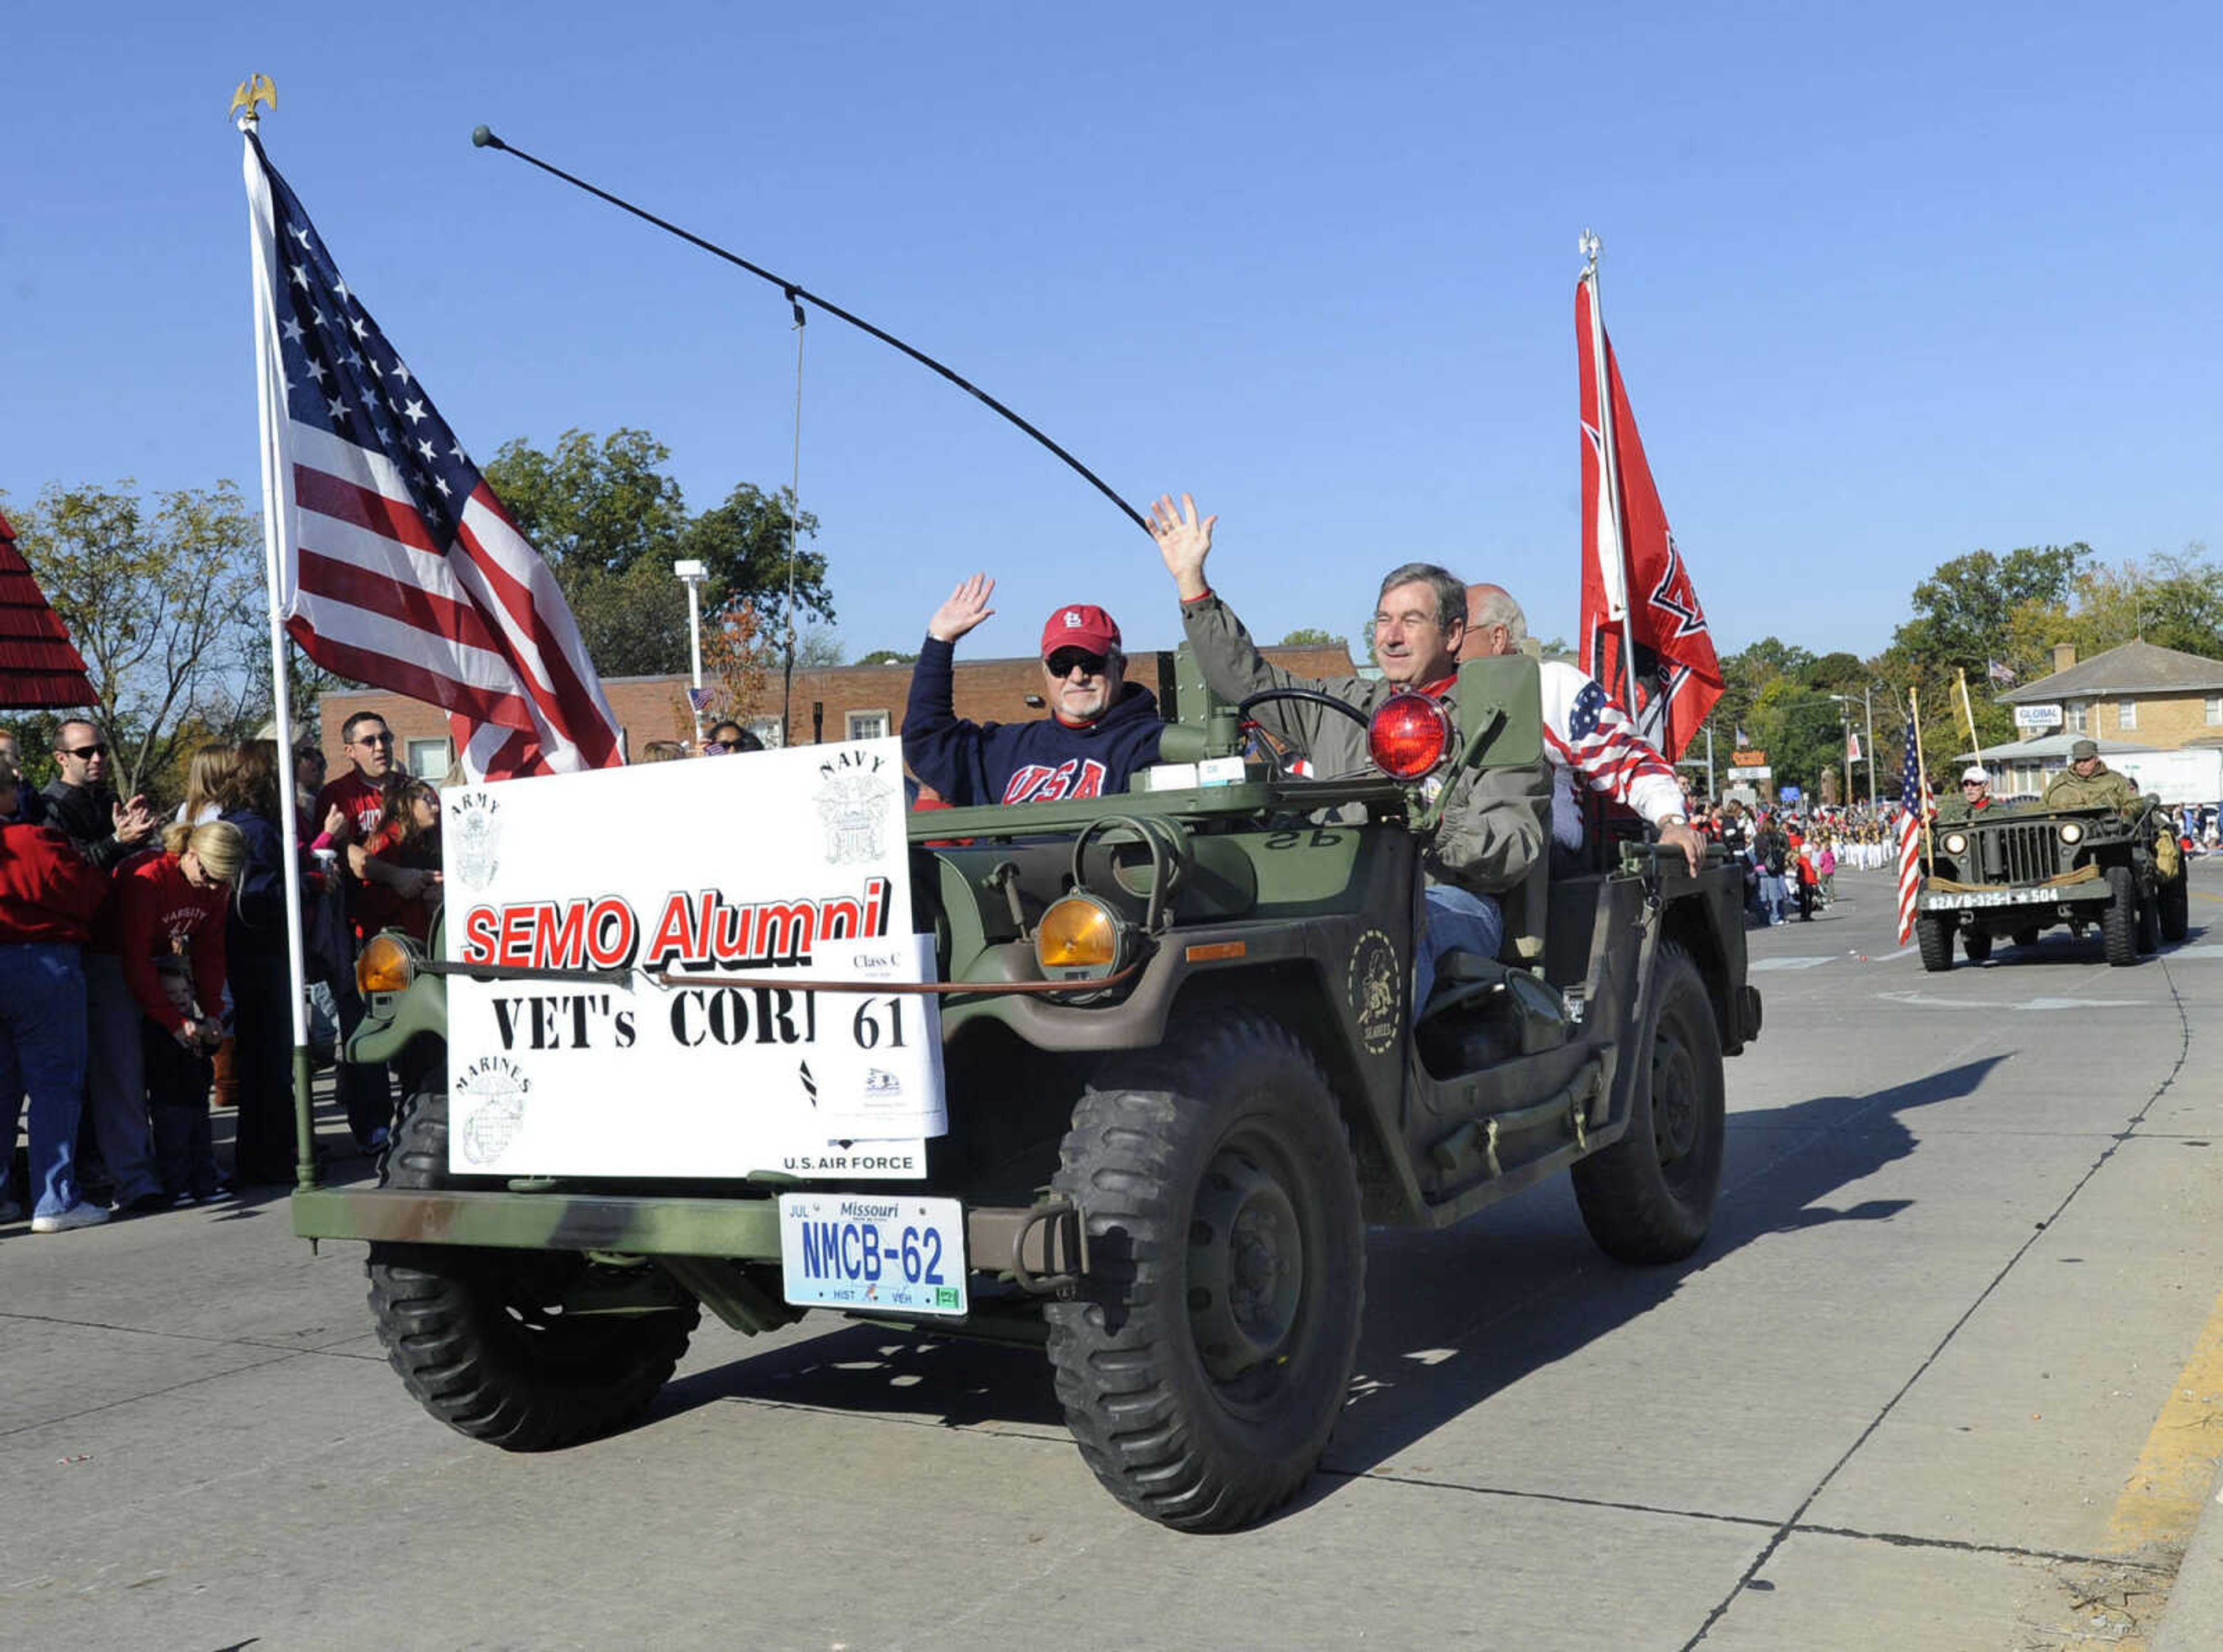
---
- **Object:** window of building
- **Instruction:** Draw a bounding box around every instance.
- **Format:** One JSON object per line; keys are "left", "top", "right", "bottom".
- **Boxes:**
{"left": 2068, "top": 702, "right": 2088, "bottom": 733}
{"left": 846, "top": 709, "right": 890, "bottom": 741}
{"left": 2118, "top": 698, "right": 2137, "bottom": 732}
{"left": 2207, "top": 696, "right": 2222, "bottom": 726}
{"left": 747, "top": 716, "right": 785, "bottom": 749}
{"left": 406, "top": 736, "right": 453, "bottom": 780}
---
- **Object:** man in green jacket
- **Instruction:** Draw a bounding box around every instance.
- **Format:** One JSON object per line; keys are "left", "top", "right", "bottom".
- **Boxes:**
{"left": 1146, "top": 492, "right": 1550, "bottom": 1015}
{"left": 2044, "top": 739, "right": 2141, "bottom": 813}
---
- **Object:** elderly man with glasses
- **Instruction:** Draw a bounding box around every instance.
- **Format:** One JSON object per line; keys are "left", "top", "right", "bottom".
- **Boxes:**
{"left": 901, "top": 575, "right": 1166, "bottom": 806}
{"left": 1935, "top": 765, "right": 1998, "bottom": 824}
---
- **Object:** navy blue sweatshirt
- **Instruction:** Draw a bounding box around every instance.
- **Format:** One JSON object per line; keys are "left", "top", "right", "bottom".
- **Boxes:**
{"left": 902, "top": 636, "right": 1165, "bottom": 805}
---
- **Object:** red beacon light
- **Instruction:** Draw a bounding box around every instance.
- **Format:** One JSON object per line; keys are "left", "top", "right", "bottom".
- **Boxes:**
{"left": 1368, "top": 692, "right": 1454, "bottom": 780}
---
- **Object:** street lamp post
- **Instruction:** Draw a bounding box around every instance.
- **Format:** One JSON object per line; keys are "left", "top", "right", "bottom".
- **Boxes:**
{"left": 674, "top": 559, "right": 708, "bottom": 746}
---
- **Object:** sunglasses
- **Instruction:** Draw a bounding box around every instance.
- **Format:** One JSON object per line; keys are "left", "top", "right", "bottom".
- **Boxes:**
{"left": 1961, "top": 780, "right": 1985, "bottom": 787}
{"left": 352, "top": 732, "right": 394, "bottom": 747}
{"left": 716, "top": 739, "right": 744, "bottom": 751}
{"left": 59, "top": 742, "right": 108, "bottom": 759}
{"left": 1045, "top": 649, "right": 1110, "bottom": 678}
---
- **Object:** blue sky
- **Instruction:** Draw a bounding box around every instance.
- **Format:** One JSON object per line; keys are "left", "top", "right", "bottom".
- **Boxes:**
{"left": 4, "top": 3, "right": 2217, "bottom": 669}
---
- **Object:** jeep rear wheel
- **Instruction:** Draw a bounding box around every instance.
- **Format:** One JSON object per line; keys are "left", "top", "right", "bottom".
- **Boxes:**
{"left": 1571, "top": 944, "right": 1726, "bottom": 1264}
{"left": 1916, "top": 913, "right": 1956, "bottom": 972}
{"left": 1962, "top": 928, "right": 1993, "bottom": 963}
{"left": 2102, "top": 866, "right": 2141, "bottom": 966}
{"left": 2014, "top": 927, "right": 2042, "bottom": 949}
{"left": 2160, "top": 875, "right": 2191, "bottom": 943}
{"left": 1046, "top": 1014, "right": 1363, "bottom": 1532}
{"left": 365, "top": 1090, "right": 698, "bottom": 1451}
{"left": 2137, "top": 883, "right": 2162, "bottom": 953}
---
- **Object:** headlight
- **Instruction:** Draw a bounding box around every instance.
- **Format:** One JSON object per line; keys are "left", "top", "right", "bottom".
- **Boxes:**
{"left": 1943, "top": 832, "right": 1968, "bottom": 855}
{"left": 1033, "top": 893, "right": 1133, "bottom": 983}
{"left": 2059, "top": 822, "right": 2082, "bottom": 844}
{"left": 357, "top": 932, "right": 417, "bottom": 996}
{"left": 1368, "top": 692, "right": 1454, "bottom": 780}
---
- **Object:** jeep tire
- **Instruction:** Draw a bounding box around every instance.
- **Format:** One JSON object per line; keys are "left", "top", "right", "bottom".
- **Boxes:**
{"left": 1046, "top": 1014, "right": 1364, "bottom": 1532}
{"left": 2102, "top": 866, "right": 2141, "bottom": 967}
{"left": 2160, "top": 874, "right": 2191, "bottom": 944}
{"left": 2014, "top": 926, "right": 2042, "bottom": 949}
{"left": 1917, "top": 913, "right": 1956, "bottom": 973}
{"left": 1571, "top": 944, "right": 1726, "bottom": 1264}
{"left": 1962, "top": 928, "right": 1993, "bottom": 963}
{"left": 365, "top": 1089, "right": 698, "bottom": 1451}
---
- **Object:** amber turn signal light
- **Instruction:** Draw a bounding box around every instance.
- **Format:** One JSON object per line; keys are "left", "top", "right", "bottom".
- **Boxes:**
{"left": 1035, "top": 893, "right": 1127, "bottom": 979}
{"left": 357, "top": 933, "right": 417, "bottom": 996}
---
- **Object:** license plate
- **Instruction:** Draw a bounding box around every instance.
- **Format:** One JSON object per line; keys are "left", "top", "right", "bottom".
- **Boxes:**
{"left": 1923, "top": 890, "right": 2028, "bottom": 910}
{"left": 779, "top": 1193, "right": 968, "bottom": 1317}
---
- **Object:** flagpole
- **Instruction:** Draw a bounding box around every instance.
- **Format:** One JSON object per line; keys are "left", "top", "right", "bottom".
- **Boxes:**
{"left": 1910, "top": 687, "right": 1935, "bottom": 868}
{"left": 239, "top": 83, "right": 319, "bottom": 1191}
{"left": 1580, "top": 231, "right": 1644, "bottom": 722}
{"left": 1954, "top": 667, "right": 1984, "bottom": 770}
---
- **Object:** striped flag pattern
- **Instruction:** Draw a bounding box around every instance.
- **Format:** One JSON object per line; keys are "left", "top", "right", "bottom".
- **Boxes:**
{"left": 1895, "top": 709, "right": 1926, "bottom": 943}
{"left": 243, "top": 134, "right": 622, "bottom": 780}
{"left": 1555, "top": 674, "right": 1681, "bottom": 806}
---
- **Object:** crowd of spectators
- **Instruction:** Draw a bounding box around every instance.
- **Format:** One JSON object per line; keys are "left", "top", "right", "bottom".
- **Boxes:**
{"left": 1689, "top": 798, "right": 1908, "bottom": 928}
{"left": 0, "top": 712, "right": 445, "bottom": 1234}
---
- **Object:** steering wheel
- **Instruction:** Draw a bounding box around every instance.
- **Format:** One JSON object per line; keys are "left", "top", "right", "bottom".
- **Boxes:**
{"left": 1234, "top": 688, "right": 1373, "bottom": 782}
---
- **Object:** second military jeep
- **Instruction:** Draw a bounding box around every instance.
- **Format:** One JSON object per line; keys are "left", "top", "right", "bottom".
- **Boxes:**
{"left": 294, "top": 650, "right": 1761, "bottom": 1532}
{"left": 1917, "top": 798, "right": 2188, "bottom": 968}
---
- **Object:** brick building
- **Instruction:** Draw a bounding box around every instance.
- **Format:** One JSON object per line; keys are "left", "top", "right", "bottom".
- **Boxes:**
{"left": 1997, "top": 640, "right": 2223, "bottom": 748}
{"left": 318, "top": 643, "right": 1358, "bottom": 781}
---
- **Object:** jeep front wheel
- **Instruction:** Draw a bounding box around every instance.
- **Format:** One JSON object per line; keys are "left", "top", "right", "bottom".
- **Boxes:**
{"left": 1046, "top": 1014, "right": 1364, "bottom": 1532}
{"left": 1916, "top": 913, "right": 1956, "bottom": 972}
{"left": 364, "top": 1089, "right": 698, "bottom": 1451}
{"left": 2101, "top": 866, "right": 2141, "bottom": 966}
{"left": 1571, "top": 944, "right": 1726, "bottom": 1264}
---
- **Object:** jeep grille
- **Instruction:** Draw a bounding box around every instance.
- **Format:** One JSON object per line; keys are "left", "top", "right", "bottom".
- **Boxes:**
{"left": 1991, "top": 823, "right": 2064, "bottom": 885}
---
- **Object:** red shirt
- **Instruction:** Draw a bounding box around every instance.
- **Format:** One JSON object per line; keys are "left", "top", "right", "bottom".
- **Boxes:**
{"left": 316, "top": 769, "right": 403, "bottom": 936}
{"left": 0, "top": 822, "right": 111, "bottom": 945}
{"left": 96, "top": 850, "right": 228, "bottom": 1033}
{"left": 314, "top": 769, "right": 387, "bottom": 839}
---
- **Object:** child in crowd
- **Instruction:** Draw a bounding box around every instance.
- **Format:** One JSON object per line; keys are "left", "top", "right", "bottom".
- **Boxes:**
{"left": 145, "top": 955, "right": 230, "bottom": 1205}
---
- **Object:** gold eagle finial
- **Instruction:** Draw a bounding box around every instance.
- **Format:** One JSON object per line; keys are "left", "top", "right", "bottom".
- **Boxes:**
{"left": 229, "top": 74, "right": 277, "bottom": 124}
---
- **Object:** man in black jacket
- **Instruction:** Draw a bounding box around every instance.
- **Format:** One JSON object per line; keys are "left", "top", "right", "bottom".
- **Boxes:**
{"left": 40, "top": 720, "right": 156, "bottom": 870}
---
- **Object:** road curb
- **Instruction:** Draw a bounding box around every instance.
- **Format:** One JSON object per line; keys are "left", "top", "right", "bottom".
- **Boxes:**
{"left": 2153, "top": 1455, "right": 2223, "bottom": 1651}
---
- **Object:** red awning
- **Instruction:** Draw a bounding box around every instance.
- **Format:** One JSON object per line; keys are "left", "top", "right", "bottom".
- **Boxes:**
{"left": 0, "top": 508, "right": 96, "bottom": 709}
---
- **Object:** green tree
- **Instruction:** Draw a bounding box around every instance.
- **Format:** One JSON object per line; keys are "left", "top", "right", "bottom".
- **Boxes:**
{"left": 855, "top": 648, "right": 919, "bottom": 667}
{"left": 482, "top": 428, "right": 833, "bottom": 678}
{"left": 5, "top": 480, "right": 262, "bottom": 800}
{"left": 1278, "top": 626, "right": 1349, "bottom": 651}
{"left": 1893, "top": 544, "right": 2089, "bottom": 671}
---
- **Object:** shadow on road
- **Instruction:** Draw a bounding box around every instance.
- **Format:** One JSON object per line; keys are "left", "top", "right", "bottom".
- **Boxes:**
{"left": 647, "top": 1055, "right": 2012, "bottom": 1517}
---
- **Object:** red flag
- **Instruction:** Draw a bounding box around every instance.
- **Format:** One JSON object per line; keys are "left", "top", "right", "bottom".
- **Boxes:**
{"left": 1576, "top": 277, "right": 1722, "bottom": 761}
{"left": 245, "top": 135, "right": 623, "bottom": 781}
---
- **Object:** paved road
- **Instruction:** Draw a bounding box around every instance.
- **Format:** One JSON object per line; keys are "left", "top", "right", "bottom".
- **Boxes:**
{"left": 8, "top": 860, "right": 2223, "bottom": 1650}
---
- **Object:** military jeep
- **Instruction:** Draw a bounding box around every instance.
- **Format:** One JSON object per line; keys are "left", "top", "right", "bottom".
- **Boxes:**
{"left": 294, "top": 649, "right": 1761, "bottom": 1532}
{"left": 1916, "top": 799, "right": 2188, "bottom": 969}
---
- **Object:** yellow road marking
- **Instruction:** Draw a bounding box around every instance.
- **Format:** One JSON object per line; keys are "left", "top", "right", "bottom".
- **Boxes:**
{"left": 2105, "top": 1283, "right": 2223, "bottom": 1556}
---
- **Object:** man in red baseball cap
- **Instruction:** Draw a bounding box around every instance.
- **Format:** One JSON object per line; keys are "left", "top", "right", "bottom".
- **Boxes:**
{"left": 902, "top": 573, "right": 1166, "bottom": 805}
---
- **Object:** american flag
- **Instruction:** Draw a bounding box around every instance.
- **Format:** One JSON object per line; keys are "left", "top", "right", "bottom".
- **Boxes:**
{"left": 1894, "top": 707, "right": 1928, "bottom": 943}
{"left": 1556, "top": 674, "right": 1681, "bottom": 804}
{"left": 243, "top": 134, "right": 622, "bottom": 780}
{"left": 687, "top": 685, "right": 716, "bottom": 713}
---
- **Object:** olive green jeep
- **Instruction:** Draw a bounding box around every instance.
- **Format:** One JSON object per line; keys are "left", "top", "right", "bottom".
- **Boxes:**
{"left": 294, "top": 649, "right": 1761, "bottom": 1532}
{"left": 1916, "top": 798, "right": 2188, "bottom": 968}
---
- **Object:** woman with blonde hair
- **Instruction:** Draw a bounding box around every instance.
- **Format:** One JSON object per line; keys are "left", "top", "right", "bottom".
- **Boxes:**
{"left": 85, "top": 819, "right": 248, "bottom": 1209}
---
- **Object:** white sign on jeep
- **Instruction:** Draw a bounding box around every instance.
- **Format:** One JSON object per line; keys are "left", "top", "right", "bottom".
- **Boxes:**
{"left": 440, "top": 737, "right": 945, "bottom": 1179}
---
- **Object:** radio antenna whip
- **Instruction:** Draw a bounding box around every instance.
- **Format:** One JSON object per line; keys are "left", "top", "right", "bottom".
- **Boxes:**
{"left": 471, "top": 126, "right": 1149, "bottom": 537}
